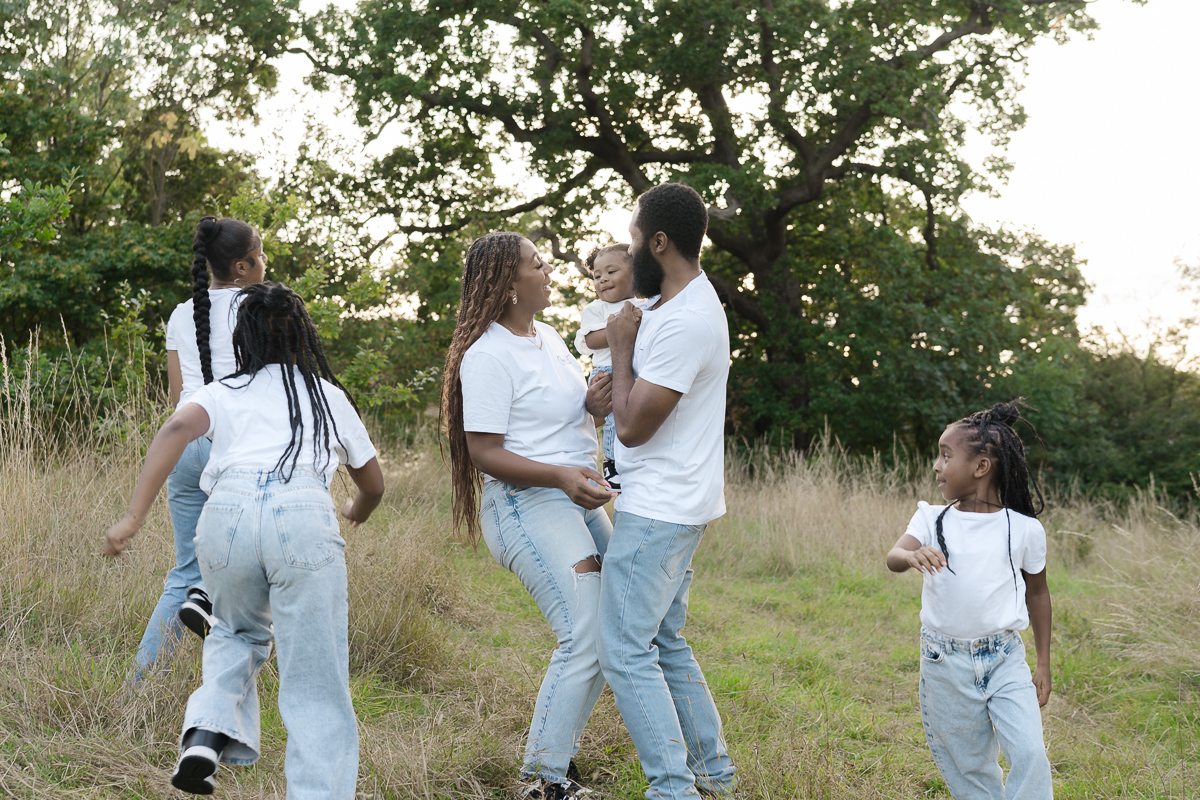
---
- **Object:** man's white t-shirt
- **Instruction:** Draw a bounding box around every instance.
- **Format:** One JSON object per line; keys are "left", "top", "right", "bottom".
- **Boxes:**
{"left": 905, "top": 501, "right": 1048, "bottom": 639}
{"left": 183, "top": 364, "right": 377, "bottom": 494}
{"left": 615, "top": 272, "right": 729, "bottom": 525}
{"left": 460, "top": 321, "right": 598, "bottom": 479}
{"left": 574, "top": 297, "right": 653, "bottom": 369}
{"left": 165, "top": 288, "right": 243, "bottom": 404}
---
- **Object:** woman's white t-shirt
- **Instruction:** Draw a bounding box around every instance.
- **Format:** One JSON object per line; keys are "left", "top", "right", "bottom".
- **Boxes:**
{"left": 183, "top": 364, "right": 377, "bottom": 494}
{"left": 460, "top": 321, "right": 597, "bottom": 479}
{"left": 905, "top": 501, "right": 1048, "bottom": 639}
{"left": 165, "top": 288, "right": 244, "bottom": 404}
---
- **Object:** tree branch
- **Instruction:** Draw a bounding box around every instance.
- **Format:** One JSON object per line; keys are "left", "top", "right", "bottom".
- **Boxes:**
{"left": 707, "top": 272, "right": 770, "bottom": 330}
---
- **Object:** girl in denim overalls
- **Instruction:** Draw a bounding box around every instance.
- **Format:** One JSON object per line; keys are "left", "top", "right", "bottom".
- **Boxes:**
{"left": 105, "top": 282, "right": 385, "bottom": 798}
{"left": 887, "top": 401, "right": 1054, "bottom": 799}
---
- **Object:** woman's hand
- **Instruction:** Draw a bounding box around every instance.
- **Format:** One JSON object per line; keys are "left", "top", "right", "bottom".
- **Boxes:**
{"left": 103, "top": 515, "right": 139, "bottom": 557}
{"left": 1033, "top": 661, "right": 1052, "bottom": 707}
{"left": 340, "top": 498, "right": 361, "bottom": 528}
{"left": 555, "top": 466, "right": 617, "bottom": 510}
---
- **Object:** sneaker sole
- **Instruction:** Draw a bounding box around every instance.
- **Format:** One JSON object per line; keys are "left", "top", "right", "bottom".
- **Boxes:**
{"left": 179, "top": 602, "right": 216, "bottom": 639}
{"left": 171, "top": 747, "right": 218, "bottom": 795}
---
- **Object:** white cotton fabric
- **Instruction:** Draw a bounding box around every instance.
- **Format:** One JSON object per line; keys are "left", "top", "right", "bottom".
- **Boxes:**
{"left": 615, "top": 272, "right": 729, "bottom": 525}
{"left": 906, "top": 501, "right": 1048, "bottom": 639}
{"left": 460, "top": 321, "right": 598, "bottom": 479}
{"left": 165, "top": 288, "right": 244, "bottom": 404}
{"left": 574, "top": 297, "right": 654, "bottom": 369}
{"left": 184, "top": 364, "right": 377, "bottom": 494}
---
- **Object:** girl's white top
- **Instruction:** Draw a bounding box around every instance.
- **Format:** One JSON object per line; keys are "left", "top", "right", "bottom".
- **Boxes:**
{"left": 905, "top": 501, "right": 1048, "bottom": 639}
{"left": 183, "top": 364, "right": 376, "bottom": 494}
{"left": 574, "top": 297, "right": 653, "bottom": 369}
{"left": 165, "top": 288, "right": 243, "bottom": 404}
{"left": 460, "top": 321, "right": 597, "bottom": 479}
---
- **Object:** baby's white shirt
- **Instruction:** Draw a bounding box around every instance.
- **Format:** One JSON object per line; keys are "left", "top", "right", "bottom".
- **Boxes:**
{"left": 574, "top": 297, "right": 653, "bottom": 369}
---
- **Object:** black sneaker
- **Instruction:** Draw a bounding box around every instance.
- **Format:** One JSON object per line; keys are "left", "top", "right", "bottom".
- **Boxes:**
{"left": 520, "top": 775, "right": 598, "bottom": 800}
{"left": 602, "top": 459, "right": 621, "bottom": 492}
{"left": 179, "top": 586, "right": 216, "bottom": 640}
{"left": 171, "top": 728, "right": 229, "bottom": 795}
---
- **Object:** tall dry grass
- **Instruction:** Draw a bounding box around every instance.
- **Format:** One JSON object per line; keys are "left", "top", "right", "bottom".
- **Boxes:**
{"left": 1, "top": 338, "right": 1198, "bottom": 797}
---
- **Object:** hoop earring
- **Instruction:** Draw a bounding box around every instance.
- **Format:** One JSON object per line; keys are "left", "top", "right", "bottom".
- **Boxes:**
{"left": 511, "top": 294, "right": 518, "bottom": 304}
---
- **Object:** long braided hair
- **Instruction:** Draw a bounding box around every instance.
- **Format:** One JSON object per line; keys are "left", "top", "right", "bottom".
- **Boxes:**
{"left": 439, "top": 232, "right": 525, "bottom": 545}
{"left": 934, "top": 400, "right": 1045, "bottom": 603}
{"left": 191, "top": 216, "right": 259, "bottom": 384}
{"left": 224, "top": 282, "right": 358, "bottom": 482}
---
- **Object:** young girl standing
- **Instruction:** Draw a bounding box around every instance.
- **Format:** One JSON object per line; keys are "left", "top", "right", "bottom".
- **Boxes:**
{"left": 105, "top": 282, "right": 385, "bottom": 798}
{"left": 887, "top": 401, "right": 1053, "bottom": 799}
{"left": 134, "top": 215, "right": 268, "bottom": 680}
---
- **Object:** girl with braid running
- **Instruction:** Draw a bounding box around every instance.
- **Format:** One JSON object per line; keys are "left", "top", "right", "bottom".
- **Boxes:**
{"left": 887, "top": 400, "right": 1054, "bottom": 800}
{"left": 105, "top": 282, "right": 384, "bottom": 797}
{"left": 131, "top": 215, "right": 267, "bottom": 681}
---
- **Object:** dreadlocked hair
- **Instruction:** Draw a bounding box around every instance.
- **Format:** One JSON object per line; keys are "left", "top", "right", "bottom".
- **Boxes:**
{"left": 224, "top": 281, "right": 358, "bottom": 483}
{"left": 191, "top": 215, "right": 259, "bottom": 384}
{"left": 934, "top": 399, "right": 1045, "bottom": 604}
{"left": 584, "top": 243, "right": 631, "bottom": 276}
{"left": 439, "top": 231, "right": 525, "bottom": 546}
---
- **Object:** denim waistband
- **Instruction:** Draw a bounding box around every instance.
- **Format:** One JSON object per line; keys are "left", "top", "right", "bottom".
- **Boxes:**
{"left": 920, "top": 627, "right": 1020, "bottom": 654}
{"left": 212, "top": 468, "right": 328, "bottom": 492}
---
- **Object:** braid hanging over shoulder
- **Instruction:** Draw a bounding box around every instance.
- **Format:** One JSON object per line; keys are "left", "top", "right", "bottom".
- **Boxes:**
{"left": 439, "top": 232, "right": 524, "bottom": 546}
{"left": 939, "top": 399, "right": 1046, "bottom": 602}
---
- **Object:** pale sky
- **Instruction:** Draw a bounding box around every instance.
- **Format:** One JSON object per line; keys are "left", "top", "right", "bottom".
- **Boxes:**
{"left": 209, "top": 0, "right": 1198, "bottom": 349}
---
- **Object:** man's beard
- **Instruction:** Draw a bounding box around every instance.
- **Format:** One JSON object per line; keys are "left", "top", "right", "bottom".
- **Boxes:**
{"left": 631, "top": 239, "right": 664, "bottom": 297}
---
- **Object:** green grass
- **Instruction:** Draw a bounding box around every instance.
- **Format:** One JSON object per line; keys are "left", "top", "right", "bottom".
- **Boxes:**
{"left": 1, "top": 429, "right": 1198, "bottom": 798}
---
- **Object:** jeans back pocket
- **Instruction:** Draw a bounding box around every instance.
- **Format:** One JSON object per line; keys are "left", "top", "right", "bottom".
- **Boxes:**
{"left": 195, "top": 503, "right": 243, "bottom": 572}
{"left": 273, "top": 501, "right": 342, "bottom": 570}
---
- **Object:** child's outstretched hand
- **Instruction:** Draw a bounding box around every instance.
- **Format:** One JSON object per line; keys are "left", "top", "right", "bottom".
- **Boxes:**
{"left": 904, "top": 546, "right": 947, "bottom": 574}
{"left": 103, "top": 516, "right": 139, "bottom": 558}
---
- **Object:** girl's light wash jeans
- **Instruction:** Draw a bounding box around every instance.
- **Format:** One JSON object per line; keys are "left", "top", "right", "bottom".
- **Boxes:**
{"left": 597, "top": 511, "right": 736, "bottom": 800}
{"left": 919, "top": 628, "right": 1053, "bottom": 799}
{"left": 183, "top": 469, "right": 357, "bottom": 800}
{"left": 480, "top": 481, "right": 613, "bottom": 782}
{"left": 588, "top": 366, "right": 616, "bottom": 462}
{"left": 133, "top": 436, "right": 211, "bottom": 680}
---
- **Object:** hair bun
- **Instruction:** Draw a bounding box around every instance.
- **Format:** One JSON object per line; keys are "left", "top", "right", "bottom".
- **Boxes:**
{"left": 195, "top": 215, "right": 222, "bottom": 243}
{"left": 989, "top": 401, "right": 1021, "bottom": 427}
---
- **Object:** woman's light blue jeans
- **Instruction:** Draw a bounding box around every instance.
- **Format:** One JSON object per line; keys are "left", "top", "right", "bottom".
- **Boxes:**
{"left": 588, "top": 366, "right": 616, "bottom": 462}
{"left": 133, "top": 436, "right": 211, "bottom": 680}
{"left": 182, "top": 469, "right": 357, "bottom": 800}
{"left": 597, "top": 511, "right": 736, "bottom": 799}
{"left": 480, "top": 481, "right": 613, "bottom": 782}
{"left": 919, "top": 628, "right": 1053, "bottom": 799}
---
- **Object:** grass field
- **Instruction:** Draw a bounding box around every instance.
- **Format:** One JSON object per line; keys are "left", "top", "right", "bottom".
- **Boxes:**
{"left": 1, "top": 370, "right": 1198, "bottom": 798}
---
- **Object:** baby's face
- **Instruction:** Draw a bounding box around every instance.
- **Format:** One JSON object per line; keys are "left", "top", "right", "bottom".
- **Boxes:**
{"left": 592, "top": 252, "right": 635, "bottom": 302}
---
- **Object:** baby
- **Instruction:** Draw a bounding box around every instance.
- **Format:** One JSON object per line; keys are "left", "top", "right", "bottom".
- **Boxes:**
{"left": 574, "top": 244, "right": 649, "bottom": 490}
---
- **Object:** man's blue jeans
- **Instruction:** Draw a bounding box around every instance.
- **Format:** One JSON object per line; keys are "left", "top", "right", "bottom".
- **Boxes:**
{"left": 598, "top": 511, "right": 736, "bottom": 799}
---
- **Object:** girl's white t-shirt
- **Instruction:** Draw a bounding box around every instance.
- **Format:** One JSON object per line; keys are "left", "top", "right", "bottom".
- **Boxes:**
{"left": 905, "top": 501, "right": 1048, "bottom": 639}
{"left": 574, "top": 297, "right": 653, "bottom": 369}
{"left": 183, "top": 364, "right": 376, "bottom": 494}
{"left": 165, "top": 288, "right": 244, "bottom": 404}
{"left": 460, "top": 321, "right": 597, "bottom": 478}
{"left": 614, "top": 273, "right": 729, "bottom": 526}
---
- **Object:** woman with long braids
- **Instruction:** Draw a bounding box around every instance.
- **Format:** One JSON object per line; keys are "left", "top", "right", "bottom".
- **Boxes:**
{"left": 104, "top": 282, "right": 384, "bottom": 797}
{"left": 132, "top": 215, "right": 267, "bottom": 681}
{"left": 887, "top": 400, "right": 1054, "bottom": 799}
{"left": 442, "top": 232, "right": 616, "bottom": 800}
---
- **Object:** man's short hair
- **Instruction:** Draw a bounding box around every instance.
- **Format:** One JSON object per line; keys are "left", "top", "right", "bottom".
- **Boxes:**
{"left": 635, "top": 183, "right": 708, "bottom": 260}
